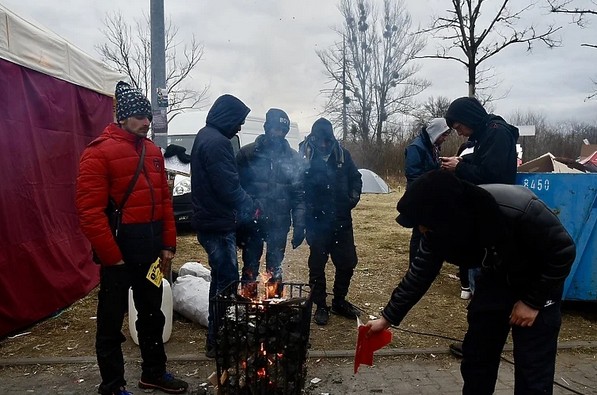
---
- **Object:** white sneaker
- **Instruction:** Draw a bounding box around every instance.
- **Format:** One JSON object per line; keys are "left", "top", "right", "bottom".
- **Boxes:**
{"left": 460, "top": 287, "right": 472, "bottom": 300}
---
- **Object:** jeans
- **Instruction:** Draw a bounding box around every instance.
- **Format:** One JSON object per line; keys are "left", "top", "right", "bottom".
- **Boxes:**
{"left": 197, "top": 231, "right": 239, "bottom": 346}
{"left": 96, "top": 262, "right": 166, "bottom": 394}
{"left": 240, "top": 226, "right": 288, "bottom": 282}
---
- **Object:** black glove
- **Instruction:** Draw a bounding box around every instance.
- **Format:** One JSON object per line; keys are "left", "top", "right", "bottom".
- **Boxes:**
{"left": 291, "top": 227, "right": 305, "bottom": 249}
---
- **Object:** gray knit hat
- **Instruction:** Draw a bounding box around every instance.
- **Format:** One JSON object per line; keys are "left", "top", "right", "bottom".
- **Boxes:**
{"left": 115, "top": 81, "right": 152, "bottom": 122}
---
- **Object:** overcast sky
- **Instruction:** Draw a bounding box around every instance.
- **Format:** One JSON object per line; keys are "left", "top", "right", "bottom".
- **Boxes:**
{"left": 2, "top": 0, "right": 596, "bottom": 134}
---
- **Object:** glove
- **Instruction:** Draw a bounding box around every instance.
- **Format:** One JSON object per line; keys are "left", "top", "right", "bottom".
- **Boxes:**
{"left": 291, "top": 227, "right": 305, "bottom": 249}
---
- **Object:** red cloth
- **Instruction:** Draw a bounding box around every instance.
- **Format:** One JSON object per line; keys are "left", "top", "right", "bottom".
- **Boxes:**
{"left": 0, "top": 59, "right": 111, "bottom": 336}
{"left": 354, "top": 324, "right": 393, "bottom": 373}
{"left": 76, "top": 124, "right": 176, "bottom": 265}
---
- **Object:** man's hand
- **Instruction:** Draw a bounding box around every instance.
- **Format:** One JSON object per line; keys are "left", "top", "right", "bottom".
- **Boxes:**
{"left": 440, "top": 156, "right": 461, "bottom": 172}
{"left": 365, "top": 316, "right": 391, "bottom": 338}
{"left": 291, "top": 227, "right": 305, "bottom": 249}
{"left": 159, "top": 249, "right": 175, "bottom": 275}
{"left": 509, "top": 300, "right": 539, "bottom": 327}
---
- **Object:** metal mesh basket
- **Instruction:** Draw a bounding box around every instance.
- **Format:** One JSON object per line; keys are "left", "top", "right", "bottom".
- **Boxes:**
{"left": 214, "top": 282, "right": 312, "bottom": 394}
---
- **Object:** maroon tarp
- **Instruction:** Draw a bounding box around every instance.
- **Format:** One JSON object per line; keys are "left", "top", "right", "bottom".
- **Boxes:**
{"left": 0, "top": 58, "right": 113, "bottom": 337}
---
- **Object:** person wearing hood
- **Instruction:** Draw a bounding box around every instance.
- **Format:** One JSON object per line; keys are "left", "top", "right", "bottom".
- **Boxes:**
{"left": 76, "top": 81, "right": 188, "bottom": 395}
{"left": 235, "top": 108, "right": 305, "bottom": 294}
{"left": 441, "top": 96, "right": 519, "bottom": 185}
{"left": 299, "top": 118, "right": 363, "bottom": 326}
{"left": 190, "top": 94, "right": 259, "bottom": 358}
{"left": 366, "top": 170, "right": 575, "bottom": 395}
{"left": 405, "top": 118, "right": 452, "bottom": 188}
{"left": 441, "top": 97, "right": 520, "bottom": 347}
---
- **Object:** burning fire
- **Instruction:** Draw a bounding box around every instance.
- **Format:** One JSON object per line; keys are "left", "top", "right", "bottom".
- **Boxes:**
{"left": 241, "top": 271, "right": 285, "bottom": 300}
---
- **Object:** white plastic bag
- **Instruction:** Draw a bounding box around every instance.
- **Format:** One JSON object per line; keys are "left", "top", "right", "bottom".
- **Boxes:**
{"left": 172, "top": 275, "right": 210, "bottom": 327}
{"left": 178, "top": 261, "right": 211, "bottom": 282}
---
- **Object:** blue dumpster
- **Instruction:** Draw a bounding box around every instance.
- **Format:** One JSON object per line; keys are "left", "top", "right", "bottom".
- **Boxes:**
{"left": 516, "top": 173, "right": 597, "bottom": 302}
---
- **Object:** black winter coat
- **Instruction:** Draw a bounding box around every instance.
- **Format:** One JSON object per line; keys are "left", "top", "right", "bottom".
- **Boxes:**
{"left": 190, "top": 95, "right": 254, "bottom": 232}
{"left": 236, "top": 135, "right": 305, "bottom": 231}
{"left": 300, "top": 139, "right": 362, "bottom": 234}
{"left": 383, "top": 184, "right": 575, "bottom": 326}
{"left": 455, "top": 115, "right": 519, "bottom": 185}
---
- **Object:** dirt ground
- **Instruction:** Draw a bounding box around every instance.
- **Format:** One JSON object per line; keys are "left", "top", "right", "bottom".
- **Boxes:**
{"left": 1, "top": 190, "right": 596, "bottom": 360}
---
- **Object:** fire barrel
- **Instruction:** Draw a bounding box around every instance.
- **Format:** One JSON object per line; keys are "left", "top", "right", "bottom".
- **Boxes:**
{"left": 214, "top": 282, "right": 312, "bottom": 394}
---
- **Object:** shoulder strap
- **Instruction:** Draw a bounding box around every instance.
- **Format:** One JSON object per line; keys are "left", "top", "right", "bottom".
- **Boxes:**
{"left": 118, "top": 142, "right": 146, "bottom": 209}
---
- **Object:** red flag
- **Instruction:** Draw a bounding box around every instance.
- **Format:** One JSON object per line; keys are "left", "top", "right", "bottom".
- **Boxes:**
{"left": 354, "top": 321, "right": 392, "bottom": 373}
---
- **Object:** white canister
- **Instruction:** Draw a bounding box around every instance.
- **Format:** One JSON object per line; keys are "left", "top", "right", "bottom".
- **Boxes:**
{"left": 128, "top": 279, "right": 173, "bottom": 344}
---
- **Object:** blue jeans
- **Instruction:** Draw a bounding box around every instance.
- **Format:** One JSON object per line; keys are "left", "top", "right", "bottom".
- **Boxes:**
{"left": 197, "top": 231, "right": 239, "bottom": 346}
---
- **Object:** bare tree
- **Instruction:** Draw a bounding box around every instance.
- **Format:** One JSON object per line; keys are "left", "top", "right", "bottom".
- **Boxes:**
{"left": 418, "top": 1, "right": 561, "bottom": 100}
{"left": 318, "top": 0, "right": 429, "bottom": 147}
{"left": 412, "top": 96, "right": 452, "bottom": 126}
{"left": 97, "top": 11, "right": 209, "bottom": 121}
{"left": 548, "top": 0, "right": 597, "bottom": 99}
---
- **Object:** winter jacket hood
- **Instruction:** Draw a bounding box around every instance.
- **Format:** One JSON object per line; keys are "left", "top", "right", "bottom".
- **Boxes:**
{"left": 206, "top": 94, "right": 251, "bottom": 139}
{"left": 426, "top": 118, "right": 450, "bottom": 145}
{"left": 444, "top": 96, "right": 488, "bottom": 131}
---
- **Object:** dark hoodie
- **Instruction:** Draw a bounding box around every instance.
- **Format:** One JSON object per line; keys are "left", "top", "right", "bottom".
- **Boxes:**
{"left": 299, "top": 118, "right": 362, "bottom": 232}
{"left": 190, "top": 94, "right": 254, "bottom": 232}
{"left": 444, "top": 97, "right": 519, "bottom": 185}
{"left": 384, "top": 170, "right": 575, "bottom": 326}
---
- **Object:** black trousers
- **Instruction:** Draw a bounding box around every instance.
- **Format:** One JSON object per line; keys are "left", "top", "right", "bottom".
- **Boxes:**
{"left": 307, "top": 226, "right": 358, "bottom": 306}
{"left": 461, "top": 273, "right": 561, "bottom": 395}
{"left": 96, "top": 262, "right": 167, "bottom": 393}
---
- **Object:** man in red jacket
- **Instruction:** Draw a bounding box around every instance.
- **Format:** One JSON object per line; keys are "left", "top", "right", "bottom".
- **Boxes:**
{"left": 76, "top": 81, "right": 187, "bottom": 395}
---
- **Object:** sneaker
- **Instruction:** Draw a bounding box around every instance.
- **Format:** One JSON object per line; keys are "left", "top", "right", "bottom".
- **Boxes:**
{"left": 205, "top": 341, "right": 216, "bottom": 359}
{"left": 449, "top": 342, "right": 464, "bottom": 358}
{"left": 313, "top": 305, "right": 329, "bottom": 326}
{"left": 331, "top": 299, "right": 361, "bottom": 319}
{"left": 138, "top": 372, "right": 188, "bottom": 394}
{"left": 460, "top": 287, "right": 472, "bottom": 300}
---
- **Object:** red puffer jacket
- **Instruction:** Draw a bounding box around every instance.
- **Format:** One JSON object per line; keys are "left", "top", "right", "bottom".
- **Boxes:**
{"left": 76, "top": 123, "right": 176, "bottom": 266}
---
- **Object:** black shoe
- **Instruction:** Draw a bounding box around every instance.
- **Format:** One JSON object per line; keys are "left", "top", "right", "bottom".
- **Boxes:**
{"left": 449, "top": 342, "right": 464, "bottom": 358}
{"left": 314, "top": 305, "right": 329, "bottom": 326}
{"left": 331, "top": 299, "right": 361, "bottom": 319}
{"left": 205, "top": 341, "right": 216, "bottom": 359}
{"left": 98, "top": 386, "right": 132, "bottom": 395}
{"left": 139, "top": 372, "right": 189, "bottom": 394}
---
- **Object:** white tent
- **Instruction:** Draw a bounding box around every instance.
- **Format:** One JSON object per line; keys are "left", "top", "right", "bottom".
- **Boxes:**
{"left": 359, "top": 169, "right": 390, "bottom": 194}
{"left": 0, "top": 4, "right": 122, "bottom": 95}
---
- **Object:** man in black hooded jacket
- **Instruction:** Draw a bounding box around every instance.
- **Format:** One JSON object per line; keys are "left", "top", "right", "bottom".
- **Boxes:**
{"left": 366, "top": 170, "right": 575, "bottom": 395}
{"left": 440, "top": 96, "right": 519, "bottom": 185}
{"left": 440, "top": 97, "right": 521, "bottom": 351}
{"left": 299, "top": 118, "right": 363, "bottom": 326}
{"left": 236, "top": 108, "right": 305, "bottom": 293}
{"left": 190, "top": 94, "right": 259, "bottom": 358}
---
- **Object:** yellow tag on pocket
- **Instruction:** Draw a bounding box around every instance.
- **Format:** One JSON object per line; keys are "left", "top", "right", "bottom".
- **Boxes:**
{"left": 146, "top": 258, "right": 163, "bottom": 287}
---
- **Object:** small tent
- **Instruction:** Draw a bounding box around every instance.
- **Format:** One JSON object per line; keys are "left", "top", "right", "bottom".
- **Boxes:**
{"left": 359, "top": 169, "right": 390, "bottom": 194}
{"left": 0, "top": 5, "right": 123, "bottom": 336}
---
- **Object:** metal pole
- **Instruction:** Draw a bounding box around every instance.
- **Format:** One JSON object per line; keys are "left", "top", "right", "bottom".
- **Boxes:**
{"left": 342, "top": 35, "right": 348, "bottom": 141}
{"left": 150, "top": 0, "right": 168, "bottom": 149}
